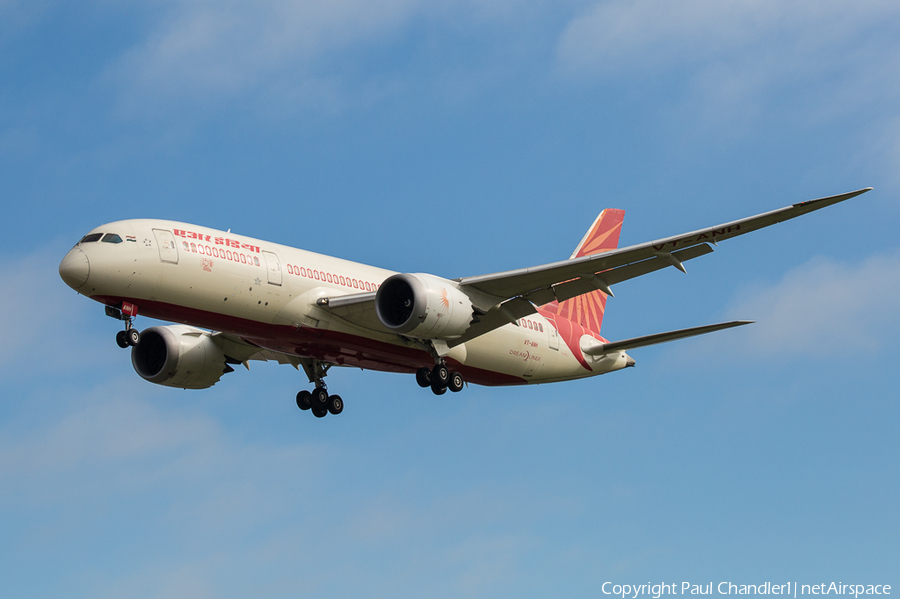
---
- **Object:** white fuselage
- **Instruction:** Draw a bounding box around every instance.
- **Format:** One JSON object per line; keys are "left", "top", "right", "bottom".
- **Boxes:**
{"left": 60, "top": 219, "right": 633, "bottom": 386}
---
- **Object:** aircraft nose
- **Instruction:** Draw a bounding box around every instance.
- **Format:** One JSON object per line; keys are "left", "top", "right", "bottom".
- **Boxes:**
{"left": 59, "top": 248, "right": 90, "bottom": 289}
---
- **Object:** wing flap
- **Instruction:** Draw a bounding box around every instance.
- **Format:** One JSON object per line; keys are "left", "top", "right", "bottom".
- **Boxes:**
{"left": 545, "top": 243, "right": 715, "bottom": 304}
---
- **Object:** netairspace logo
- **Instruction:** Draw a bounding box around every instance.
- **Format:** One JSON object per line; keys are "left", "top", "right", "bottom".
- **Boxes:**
{"left": 601, "top": 583, "right": 892, "bottom": 599}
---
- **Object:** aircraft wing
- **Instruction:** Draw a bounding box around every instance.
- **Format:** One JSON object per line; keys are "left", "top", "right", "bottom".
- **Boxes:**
{"left": 319, "top": 188, "right": 870, "bottom": 345}
{"left": 214, "top": 332, "right": 305, "bottom": 367}
{"left": 214, "top": 332, "right": 350, "bottom": 384}
{"left": 457, "top": 188, "right": 871, "bottom": 301}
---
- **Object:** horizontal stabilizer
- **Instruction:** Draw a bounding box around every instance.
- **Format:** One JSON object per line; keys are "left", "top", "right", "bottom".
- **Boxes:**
{"left": 581, "top": 320, "right": 753, "bottom": 356}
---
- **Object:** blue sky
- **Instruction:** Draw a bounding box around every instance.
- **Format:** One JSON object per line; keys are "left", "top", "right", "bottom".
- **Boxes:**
{"left": 1, "top": 1, "right": 898, "bottom": 597}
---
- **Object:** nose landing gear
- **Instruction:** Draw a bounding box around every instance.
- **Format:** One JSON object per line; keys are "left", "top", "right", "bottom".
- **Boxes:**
{"left": 107, "top": 305, "right": 141, "bottom": 348}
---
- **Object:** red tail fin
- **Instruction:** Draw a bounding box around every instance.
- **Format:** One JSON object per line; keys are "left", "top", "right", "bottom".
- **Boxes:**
{"left": 541, "top": 208, "right": 624, "bottom": 334}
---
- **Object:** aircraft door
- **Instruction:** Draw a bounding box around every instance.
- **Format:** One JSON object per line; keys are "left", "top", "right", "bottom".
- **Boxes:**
{"left": 262, "top": 251, "right": 282, "bottom": 286}
{"left": 548, "top": 322, "right": 559, "bottom": 351}
{"left": 153, "top": 229, "right": 178, "bottom": 264}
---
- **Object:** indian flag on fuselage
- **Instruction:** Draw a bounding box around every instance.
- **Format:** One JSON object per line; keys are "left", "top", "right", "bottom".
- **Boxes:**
{"left": 538, "top": 208, "right": 624, "bottom": 335}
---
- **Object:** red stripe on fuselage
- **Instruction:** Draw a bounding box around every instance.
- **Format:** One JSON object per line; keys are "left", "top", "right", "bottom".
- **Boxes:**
{"left": 93, "top": 295, "right": 526, "bottom": 387}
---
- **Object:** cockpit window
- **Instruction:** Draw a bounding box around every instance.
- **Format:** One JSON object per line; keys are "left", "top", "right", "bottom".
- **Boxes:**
{"left": 80, "top": 233, "right": 103, "bottom": 243}
{"left": 101, "top": 233, "right": 123, "bottom": 244}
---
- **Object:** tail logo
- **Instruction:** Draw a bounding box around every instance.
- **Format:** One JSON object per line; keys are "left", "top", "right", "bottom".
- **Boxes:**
{"left": 541, "top": 208, "right": 624, "bottom": 336}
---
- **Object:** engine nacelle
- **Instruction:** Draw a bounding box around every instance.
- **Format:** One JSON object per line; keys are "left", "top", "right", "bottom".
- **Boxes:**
{"left": 375, "top": 273, "right": 474, "bottom": 340}
{"left": 131, "top": 325, "right": 231, "bottom": 389}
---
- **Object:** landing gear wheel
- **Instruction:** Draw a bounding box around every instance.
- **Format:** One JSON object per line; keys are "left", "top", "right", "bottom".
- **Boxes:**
{"left": 431, "top": 381, "right": 447, "bottom": 395}
{"left": 416, "top": 367, "right": 432, "bottom": 388}
{"left": 126, "top": 328, "right": 141, "bottom": 346}
{"left": 116, "top": 330, "right": 129, "bottom": 349}
{"left": 432, "top": 364, "right": 450, "bottom": 386}
{"left": 448, "top": 371, "right": 464, "bottom": 393}
{"left": 311, "top": 387, "right": 328, "bottom": 408}
{"left": 311, "top": 405, "right": 328, "bottom": 418}
{"left": 327, "top": 394, "right": 344, "bottom": 415}
{"left": 296, "top": 390, "right": 312, "bottom": 410}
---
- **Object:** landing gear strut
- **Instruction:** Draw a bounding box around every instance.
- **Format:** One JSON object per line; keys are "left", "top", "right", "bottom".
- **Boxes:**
{"left": 295, "top": 359, "right": 344, "bottom": 418}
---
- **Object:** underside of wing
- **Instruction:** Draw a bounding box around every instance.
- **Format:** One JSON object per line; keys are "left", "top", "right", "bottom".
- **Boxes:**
{"left": 214, "top": 332, "right": 302, "bottom": 365}
{"left": 213, "top": 332, "right": 354, "bottom": 384}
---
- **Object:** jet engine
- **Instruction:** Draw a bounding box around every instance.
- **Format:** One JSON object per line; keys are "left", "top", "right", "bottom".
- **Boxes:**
{"left": 375, "top": 273, "right": 475, "bottom": 340}
{"left": 131, "top": 325, "right": 232, "bottom": 389}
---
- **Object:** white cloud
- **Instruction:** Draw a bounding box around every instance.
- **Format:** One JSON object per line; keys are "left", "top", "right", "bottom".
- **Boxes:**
{"left": 555, "top": 0, "right": 900, "bottom": 125}
{"left": 111, "top": 0, "right": 425, "bottom": 113}
{"left": 105, "top": 0, "right": 582, "bottom": 116}
{"left": 557, "top": 0, "right": 899, "bottom": 75}
{"left": 722, "top": 250, "right": 900, "bottom": 357}
{"left": 0, "top": 380, "right": 563, "bottom": 597}
{"left": 0, "top": 380, "right": 336, "bottom": 597}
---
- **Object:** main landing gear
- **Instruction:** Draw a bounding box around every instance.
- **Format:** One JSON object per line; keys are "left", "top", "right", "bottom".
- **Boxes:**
{"left": 296, "top": 388, "right": 343, "bottom": 418}
{"left": 416, "top": 363, "right": 464, "bottom": 395}
{"left": 106, "top": 305, "right": 141, "bottom": 348}
{"left": 295, "top": 359, "right": 344, "bottom": 419}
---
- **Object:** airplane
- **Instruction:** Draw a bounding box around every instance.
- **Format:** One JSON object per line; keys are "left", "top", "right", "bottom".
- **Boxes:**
{"left": 59, "top": 188, "right": 872, "bottom": 418}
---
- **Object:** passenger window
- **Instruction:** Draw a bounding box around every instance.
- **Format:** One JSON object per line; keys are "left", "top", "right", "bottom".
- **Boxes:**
{"left": 81, "top": 233, "right": 103, "bottom": 243}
